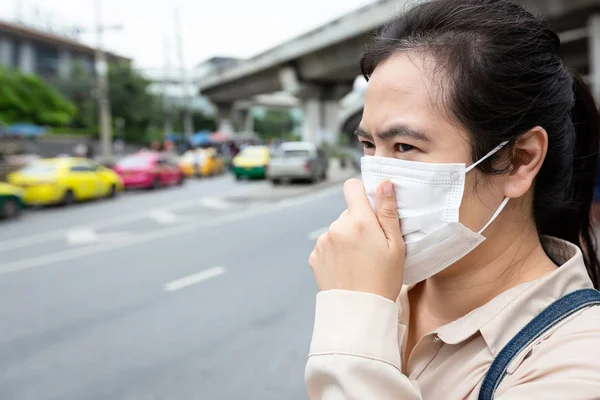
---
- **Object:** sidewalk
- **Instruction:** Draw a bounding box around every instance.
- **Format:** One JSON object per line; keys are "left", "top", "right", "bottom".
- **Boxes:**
{"left": 223, "top": 159, "right": 358, "bottom": 204}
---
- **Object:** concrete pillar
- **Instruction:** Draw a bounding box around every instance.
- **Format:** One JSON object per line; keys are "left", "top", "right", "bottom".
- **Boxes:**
{"left": 244, "top": 107, "right": 254, "bottom": 134}
{"left": 19, "top": 41, "right": 35, "bottom": 74}
{"left": 216, "top": 103, "right": 234, "bottom": 136}
{"left": 0, "top": 37, "right": 14, "bottom": 67}
{"left": 233, "top": 107, "right": 254, "bottom": 134}
{"left": 302, "top": 99, "right": 321, "bottom": 144}
{"left": 321, "top": 100, "right": 339, "bottom": 144}
{"left": 298, "top": 83, "right": 350, "bottom": 145}
{"left": 57, "top": 49, "right": 72, "bottom": 78}
{"left": 232, "top": 108, "right": 245, "bottom": 132}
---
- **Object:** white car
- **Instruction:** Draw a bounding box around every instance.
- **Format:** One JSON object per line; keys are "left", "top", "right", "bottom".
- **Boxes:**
{"left": 267, "top": 142, "right": 328, "bottom": 184}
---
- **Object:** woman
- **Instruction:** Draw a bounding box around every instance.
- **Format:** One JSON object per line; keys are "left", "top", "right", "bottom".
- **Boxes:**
{"left": 306, "top": 0, "right": 600, "bottom": 399}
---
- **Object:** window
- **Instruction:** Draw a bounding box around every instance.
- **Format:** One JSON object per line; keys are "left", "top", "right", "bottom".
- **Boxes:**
{"left": 239, "top": 147, "right": 267, "bottom": 159}
{"left": 20, "top": 163, "right": 57, "bottom": 175}
{"left": 70, "top": 164, "right": 94, "bottom": 172}
{"left": 35, "top": 44, "right": 59, "bottom": 78}
{"left": 283, "top": 149, "right": 311, "bottom": 158}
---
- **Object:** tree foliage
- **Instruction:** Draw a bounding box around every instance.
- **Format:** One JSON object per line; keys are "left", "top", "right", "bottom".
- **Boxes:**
{"left": 108, "top": 62, "right": 163, "bottom": 141}
{"left": 0, "top": 67, "right": 76, "bottom": 126}
{"left": 49, "top": 62, "right": 97, "bottom": 131}
{"left": 253, "top": 109, "right": 298, "bottom": 141}
{"left": 53, "top": 62, "right": 217, "bottom": 145}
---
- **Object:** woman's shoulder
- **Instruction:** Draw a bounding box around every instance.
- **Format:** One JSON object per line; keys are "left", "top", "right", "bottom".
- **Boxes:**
{"left": 496, "top": 305, "right": 600, "bottom": 397}
{"left": 529, "top": 304, "right": 600, "bottom": 358}
{"left": 501, "top": 305, "right": 600, "bottom": 396}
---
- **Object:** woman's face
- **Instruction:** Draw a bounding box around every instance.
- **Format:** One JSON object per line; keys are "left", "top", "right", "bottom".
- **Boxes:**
{"left": 358, "top": 52, "right": 506, "bottom": 235}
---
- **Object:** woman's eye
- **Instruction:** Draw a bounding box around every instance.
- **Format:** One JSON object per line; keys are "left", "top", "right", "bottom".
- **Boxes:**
{"left": 396, "top": 143, "right": 415, "bottom": 153}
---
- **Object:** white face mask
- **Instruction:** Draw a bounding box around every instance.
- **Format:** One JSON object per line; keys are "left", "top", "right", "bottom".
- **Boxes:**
{"left": 361, "top": 142, "right": 509, "bottom": 286}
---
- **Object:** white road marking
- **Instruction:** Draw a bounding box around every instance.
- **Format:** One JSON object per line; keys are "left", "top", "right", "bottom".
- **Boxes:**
{"left": 164, "top": 267, "right": 226, "bottom": 292}
{"left": 198, "top": 197, "right": 232, "bottom": 210}
{"left": 0, "top": 196, "right": 227, "bottom": 253}
{"left": 308, "top": 227, "right": 328, "bottom": 240}
{"left": 0, "top": 185, "right": 344, "bottom": 277}
{"left": 65, "top": 228, "right": 133, "bottom": 246}
{"left": 65, "top": 228, "right": 98, "bottom": 245}
{"left": 149, "top": 209, "right": 178, "bottom": 225}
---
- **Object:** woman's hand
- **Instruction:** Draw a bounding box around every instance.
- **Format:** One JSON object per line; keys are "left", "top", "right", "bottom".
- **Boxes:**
{"left": 309, "top": 178, "right": 405, "bottom": 302}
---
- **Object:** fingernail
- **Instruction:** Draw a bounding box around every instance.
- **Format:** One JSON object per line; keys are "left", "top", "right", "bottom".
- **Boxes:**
{"left": 382, "top": 179, "right": 394, "bottom": 197}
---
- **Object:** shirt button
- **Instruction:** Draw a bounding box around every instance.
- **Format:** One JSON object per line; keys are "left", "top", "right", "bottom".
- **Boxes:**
{"left": 433, "top": 335, "right": 441, "bottom": 343}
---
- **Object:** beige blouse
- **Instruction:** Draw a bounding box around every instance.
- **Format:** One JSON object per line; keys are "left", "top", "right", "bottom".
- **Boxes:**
{"left": 306, "top": 238, "right": 600, "bottom": 399}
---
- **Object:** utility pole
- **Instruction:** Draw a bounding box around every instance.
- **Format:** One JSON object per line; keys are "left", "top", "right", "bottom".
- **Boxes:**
{"left": 174, "top": 7, "right": 193, "bottom": 138}
{"left": 15, "top": 0, "right": 23, "bottom": 23}
{"left": 162, "top": 33, "right": 173, "bottom": 138}
{"left": 95, "top": 0, "right": 113, "bottom": 163}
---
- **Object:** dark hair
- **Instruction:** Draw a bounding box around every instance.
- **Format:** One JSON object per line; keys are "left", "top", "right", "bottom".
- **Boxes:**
{"left": 360, "top": 0, "right": 600, "bottom": 288}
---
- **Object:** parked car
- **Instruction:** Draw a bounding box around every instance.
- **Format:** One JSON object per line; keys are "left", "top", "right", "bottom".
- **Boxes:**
{"left": 179, "top": 148, "right": 225, "bottom": 178}
{"left": 113, "top": 151, "right": 184, "bottom": 190}
{"left": 267, "top": 142, "right": 328, "bottom": 184}
{"left": 0, "top": 182, "right": 24, "bottom": 219}
{"left": 199, "top": 148, "right": 225, "bottom": 177}
{"left": 7, "top": 157, "right": 123, "bottom": 206}
{"left": 178, "top": 150, "right": 205, "bottom": 178}
{"left": 231, "top": 145, "right": 270, "bottom": 180}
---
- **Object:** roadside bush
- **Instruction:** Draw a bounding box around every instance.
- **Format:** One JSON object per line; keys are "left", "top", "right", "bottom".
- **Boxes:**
{"left": 0, "top": 68, "right": 76, "bottom": 126}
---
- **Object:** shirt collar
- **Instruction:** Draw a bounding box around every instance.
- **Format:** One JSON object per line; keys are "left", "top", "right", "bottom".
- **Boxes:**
{"left": 433, "top": 237, "right": 594, "bottom": 355}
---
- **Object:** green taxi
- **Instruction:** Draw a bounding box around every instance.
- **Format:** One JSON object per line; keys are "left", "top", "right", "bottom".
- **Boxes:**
{"left": 232, "top": 146, "right": 270, "bottom": 180}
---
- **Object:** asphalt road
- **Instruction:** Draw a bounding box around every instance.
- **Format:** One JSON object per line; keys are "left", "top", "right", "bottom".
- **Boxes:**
{"left": 0, "top": 174, "right": 348, "bottom": 400}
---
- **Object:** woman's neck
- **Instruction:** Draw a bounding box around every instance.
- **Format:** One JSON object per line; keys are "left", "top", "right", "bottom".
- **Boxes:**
{"left": 415, "top": 222, "right": 557, "bottom": 324}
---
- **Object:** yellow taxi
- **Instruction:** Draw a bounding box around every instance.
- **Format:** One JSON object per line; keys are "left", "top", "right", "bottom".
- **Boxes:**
{"left": 7, "top": 157, "right": 124, "bottom": 206}
{"left": 178, "top": 150, "right": 202, "bottom": 178}
{"left": 199, "top": 148, "right": 225, "bottom": 177}
{"left": 231, "top": 145, "right": 270, "bottom": 180}
{"left": 179, "top": 148, "right": 225, "bottom": 178}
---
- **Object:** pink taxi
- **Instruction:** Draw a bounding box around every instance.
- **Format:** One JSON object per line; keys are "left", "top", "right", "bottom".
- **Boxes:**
{"left": 113, "top": 152, "right": 184, "bottom": 190}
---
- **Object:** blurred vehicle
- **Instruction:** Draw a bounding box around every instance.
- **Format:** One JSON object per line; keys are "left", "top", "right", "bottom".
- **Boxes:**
{"left": 199, "top": 148, "right": 225, "bottom": 177}
{"left": 7, "top": 157, "right": 123, "bottom": 206}
{"left": 267, "top": 142, "right": 328, "bottom": 184}
{"left": 0, "top": 182, "right": 25, "bottom": 219}
{"left": 178, "top": 148, "right": 225, "bottom": 178}
{"left": 113, "top": 152, "right": 184, "bottom": 190}
{"left": 231, "top": 145, "right": 270, "bottom": 180}
{"left": 178, "top": 149, "right": 205, "bottom": 178}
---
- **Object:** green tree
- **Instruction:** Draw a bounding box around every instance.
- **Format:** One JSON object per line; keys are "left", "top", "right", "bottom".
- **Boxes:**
{"left": 170, "top": 109, "right": 217, "bottom": 133}
{"left": 53, "top": 62, "right": 217, "bottom": 145}
{"left": 253, "top": 109, "right": 297, "bottom": 141}
{"left": 108, "top": 62, "right": 163, "bottom": 143}
{"left": 50, "top": 62, "right": 97, "bottom": 132}
{"left": 0, "top": 67, "right": 76, "bottom": 126}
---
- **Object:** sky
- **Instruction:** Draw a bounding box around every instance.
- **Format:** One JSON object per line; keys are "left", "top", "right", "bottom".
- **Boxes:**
{"left": 1, "top": 0, "right": 377, "bottom": 71}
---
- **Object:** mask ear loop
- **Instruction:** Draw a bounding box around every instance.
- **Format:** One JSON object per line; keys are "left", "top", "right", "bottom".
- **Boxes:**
{"left": 463, "top": 140, "right": 511, "bottom": 234}
{"left": 465, "top": 141, "right": 510, "bottom": 173}
{"left": 478, "top": 197, "right": 510, "bottom": 234}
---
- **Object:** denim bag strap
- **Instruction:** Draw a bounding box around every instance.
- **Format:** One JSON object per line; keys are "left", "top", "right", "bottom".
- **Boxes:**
{"left": 478, "top": 288, "right": 600, "bottom": 400}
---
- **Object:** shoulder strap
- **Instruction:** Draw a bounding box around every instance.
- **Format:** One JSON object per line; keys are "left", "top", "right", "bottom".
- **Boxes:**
{"left": 478, "top": 288, "right": 600, "bottom": 400}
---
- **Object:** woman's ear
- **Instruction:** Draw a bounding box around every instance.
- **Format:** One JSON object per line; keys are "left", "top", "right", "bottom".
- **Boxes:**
{"left": 504, "top": 127, "right": 548, "bottom": 199}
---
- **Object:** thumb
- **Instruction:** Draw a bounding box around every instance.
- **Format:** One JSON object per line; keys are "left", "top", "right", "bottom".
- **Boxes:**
{"left": 375, "top": 180, "right": 402, "bottom": 243}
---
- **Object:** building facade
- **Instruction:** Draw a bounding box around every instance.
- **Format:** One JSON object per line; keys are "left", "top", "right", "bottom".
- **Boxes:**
{"left": 0, "top": 19, "right": 128, "bottom": 79}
